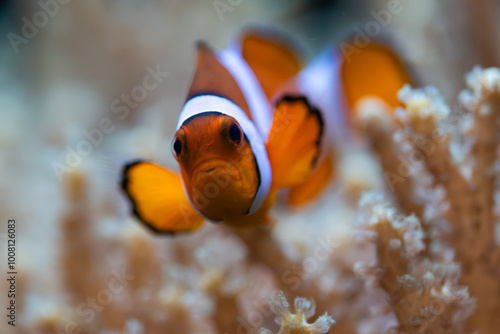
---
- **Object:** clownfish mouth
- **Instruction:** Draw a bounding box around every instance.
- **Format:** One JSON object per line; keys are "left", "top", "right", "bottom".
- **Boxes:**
{"left": 189, "top": 159, "right": 257, "bottom": 220}
{"left": 191, "top": 159, "right": 241, "bottom": 192}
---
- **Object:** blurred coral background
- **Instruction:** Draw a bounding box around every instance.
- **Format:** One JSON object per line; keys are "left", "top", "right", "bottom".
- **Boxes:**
{"left": 1, "top": 0, "right": 500, "bottom": 333}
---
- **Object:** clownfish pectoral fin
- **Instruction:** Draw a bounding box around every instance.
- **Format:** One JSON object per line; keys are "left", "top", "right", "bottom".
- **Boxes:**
{"left": 287, "top": 152, "right": 335, "bottom": 207}
{"left": 266, "top": 96, "right": 324, "bottom": 190}
{"left": 340, "top": 41, "right": 413, "bottom": 114}
{"left": 121, "top": 161, "right": 204, "bottom": 235}
{"left": 239, "top": 31, "right": 303, "bottom": 100}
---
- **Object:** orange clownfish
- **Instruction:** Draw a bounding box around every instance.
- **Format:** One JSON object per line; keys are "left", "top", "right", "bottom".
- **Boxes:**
{"left": 120, "top": 30, "right": 413, "bottom": 235}
{"left": 121, "top": 30, "right": 334, "bottom": 234}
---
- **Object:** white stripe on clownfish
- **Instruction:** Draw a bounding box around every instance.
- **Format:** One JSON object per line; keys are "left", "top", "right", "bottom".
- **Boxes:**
{"left": 217, "top": 45, "right": 274, "bottom": 140}
{"left": 297, "top": 47, "right": 349, "bottom": 149}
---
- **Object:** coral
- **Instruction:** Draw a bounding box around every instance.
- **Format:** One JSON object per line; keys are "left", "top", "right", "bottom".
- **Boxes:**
{"left": 355, "top": 193, "right": 474, "bottom": 334}
{"left": 259, "top": 291, "right": 334, "bottom": 334}
{"left": 355, "top": 98, "right": 425, "bottom": 218}
{"left": 357, "top": 67, "right": 500, "bottom": 333}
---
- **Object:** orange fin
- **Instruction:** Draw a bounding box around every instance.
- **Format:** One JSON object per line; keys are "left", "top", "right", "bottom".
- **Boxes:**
{"left": 266, "top": 96, "right": 324, "bottom": 189}
{"left": 340, "top": 42, "right": 412, "bottom": 112}
{"left": 287, "top": 152, "right": 335, "bottom": 207}
{"left": 240, "top": 31, "right": 303, "bottom": 100}
{"left": 121, "top": 161, "right": 204, "bottom": 234}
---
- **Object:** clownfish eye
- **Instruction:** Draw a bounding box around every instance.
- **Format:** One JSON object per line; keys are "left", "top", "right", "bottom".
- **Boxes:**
{"left": 172, "top": 134, "right": 184, "bottom": 159}
{"left": 227, "top": 121, "right": 242, "bottom": 146}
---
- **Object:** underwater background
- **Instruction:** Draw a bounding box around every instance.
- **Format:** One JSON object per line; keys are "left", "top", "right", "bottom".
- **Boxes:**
{"left": 1, "top": 0, "right": 500, "bottom": 333}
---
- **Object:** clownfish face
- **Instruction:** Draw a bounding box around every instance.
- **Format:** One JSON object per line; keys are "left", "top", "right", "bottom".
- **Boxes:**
{"left": 172, "top": 113, "right": 260, "bottom": 222}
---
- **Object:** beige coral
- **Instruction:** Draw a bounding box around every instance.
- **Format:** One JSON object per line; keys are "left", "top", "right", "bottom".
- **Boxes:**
{"left": 355, "top": 193, "right": 474, "bottom": 334}
{"left": 356, "top": 67, "right": 500, "bottom": 333}
{"left": 260, "top": 291, "right": 334, "bottom": 334}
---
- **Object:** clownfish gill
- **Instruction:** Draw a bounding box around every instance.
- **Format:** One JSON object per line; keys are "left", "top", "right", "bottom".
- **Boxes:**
{"left": 120, "top": 28, "right": 412, "bottom": 234}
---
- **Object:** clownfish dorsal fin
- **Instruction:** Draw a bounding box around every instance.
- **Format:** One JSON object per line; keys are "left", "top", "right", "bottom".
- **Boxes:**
{"left": 239, "top": 31, "right": 303, "bottom": 101}
{"left": 266, "top": 95, "right": 324, "bottom": 190}
{"left": 340, "top": 41, "right": 413, "bottom": 112}
{"left": 121, "top": 161, "right": 205, "bottom": 235}
{"left": 187, "top": 41, "right": 252, "bottom": 119}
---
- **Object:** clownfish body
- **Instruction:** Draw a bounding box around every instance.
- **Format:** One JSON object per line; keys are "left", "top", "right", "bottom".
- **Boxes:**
{"left": 121, "top": 29, "right": 413, "bottom": 234}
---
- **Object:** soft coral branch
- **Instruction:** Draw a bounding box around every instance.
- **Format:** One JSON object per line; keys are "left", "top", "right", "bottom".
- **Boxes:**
{"left": 260, "top": 291, "right": 334, "bottom": 334}
{"left": 395, "top": 68, "right": 500, "bottom": 332}
{"left": 356, "top": 193, "right": 474, "bottom": 334}
{"left": 355, "top": 98, "right": 425, "bottom": 218}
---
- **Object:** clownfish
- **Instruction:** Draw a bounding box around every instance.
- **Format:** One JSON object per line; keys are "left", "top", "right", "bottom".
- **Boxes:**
{"left": 120, "top": 29, "right": 413, "bottom": 234}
